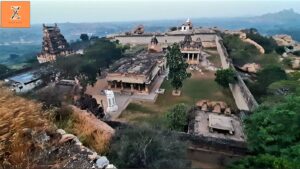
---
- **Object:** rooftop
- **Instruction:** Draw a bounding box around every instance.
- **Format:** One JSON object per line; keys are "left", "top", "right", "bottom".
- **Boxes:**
{"left": 189, "top": 110, "right": 245, "bottom": 142}
{"left": 109, "top": 51, "right": 164, "bottom": 76}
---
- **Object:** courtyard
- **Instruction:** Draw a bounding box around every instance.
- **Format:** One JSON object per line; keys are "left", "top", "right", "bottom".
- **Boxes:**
{"left": 118, "top": 70, "right": 236, "bottom": 125}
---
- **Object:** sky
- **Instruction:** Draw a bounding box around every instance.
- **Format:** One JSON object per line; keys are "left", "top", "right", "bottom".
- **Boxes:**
{"left": 30, "top": 0, "right": 300, "bottom": 24}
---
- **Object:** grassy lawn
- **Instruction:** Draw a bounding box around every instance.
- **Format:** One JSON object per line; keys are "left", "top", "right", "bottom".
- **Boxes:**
{"left": 205, "top": 49, "right": 222, "bottom": 68}
{"left": 118, "top": 73, "right": 236, "bottom": 126}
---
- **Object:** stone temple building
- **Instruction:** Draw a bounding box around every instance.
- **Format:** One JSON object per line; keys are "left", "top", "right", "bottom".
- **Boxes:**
{"left": 180, "top": 34, "right": 203, "bottom": 65}
{"left": 106, "top": 37, "right": 166, "bottom": 95}
{"left": 181, "top": 18, "right": 193, "bottom": 32}
{"left": 37, "top": 24, "right": 72, "bottom": 63}
{"left": 108, "top": 19, "right": 217, "bottom": 48}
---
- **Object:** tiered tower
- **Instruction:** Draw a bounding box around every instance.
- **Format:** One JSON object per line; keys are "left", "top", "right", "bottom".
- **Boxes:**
{"left": 37, "top": 24, "right": 71, "bottom": 63}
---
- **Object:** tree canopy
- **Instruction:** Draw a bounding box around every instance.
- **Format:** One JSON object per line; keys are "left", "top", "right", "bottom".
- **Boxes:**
{"left": 256, "top": 65, "right": 287, "bottom": 91}
{"left": 54, "top": 38, "right": 124, "bottom": 90}
{"left": 166, "top": 43, "right": 191, "bottom": 91}
{"left": 108, "top": 126, "right": 190, "bottom": 169}
{"left": 0, "top": 64, "right": 10, "bottom": 75}
{"left": 245, "top": 31, "right": 278, "bottom": 54}
{"left": 215, "top": 68, "right": 236, "bottom": 88}
{"left": 80, "top": 33, "right": 89, "bottom": 41}
{"left": 229, "top": 96, "right": 300, "bottom": 169}
{"left": 165, "top": 103, "right": 188, "bottom": 132}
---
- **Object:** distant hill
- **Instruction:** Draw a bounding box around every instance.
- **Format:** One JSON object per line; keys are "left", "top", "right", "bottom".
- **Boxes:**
{"left": 1, "top": 9, "right": 300, "bottom": 45}
{"left": 254, "top": 9, "right": 300, "bottom": 23}
{"left": 1, "top": 9, "right": 300, "bottom": 66}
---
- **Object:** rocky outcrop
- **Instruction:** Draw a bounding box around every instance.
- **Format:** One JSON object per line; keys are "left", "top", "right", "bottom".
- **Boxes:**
{"left": 0, "top": 85, "right": 116, "bottom": 169}
{"left": 273, "top": 34, "right": 295, "bottom": 46}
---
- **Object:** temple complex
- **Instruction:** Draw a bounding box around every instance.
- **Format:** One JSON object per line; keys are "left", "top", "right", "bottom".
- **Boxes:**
{"left": 181, "top": 18, "right": 193, "bottom": 32}
{"left": 107, "top": 19, "right": 217, "bottom": 48}
{"left": 37, "top": 24, "right": 72, "bottom": 63}
{"left": 180, "top": 34, "right": 203, "bottom": 64}
{"left": 106, "top": 37, "right": 166, "bottom": 95}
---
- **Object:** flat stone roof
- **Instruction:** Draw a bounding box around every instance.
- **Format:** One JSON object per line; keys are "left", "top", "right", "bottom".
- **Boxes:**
{"left": 189, "top": 110, "right": 245, "bottom": 142}
{"left": 208, "top": 114, "right": 234, "bottom": 132}
{"left": 108, "top": 51, "right": 164, "bottom": 75}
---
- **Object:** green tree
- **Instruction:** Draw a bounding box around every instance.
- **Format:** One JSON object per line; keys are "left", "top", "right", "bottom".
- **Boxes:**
{"left": 0, "top": 64, "right": 10, "bottom": 76}
{"left": 275, "top": 46, "right": 286, "bottom": 55}
{"left": 108, "top": 126, "right": 190, "bottom": 169}
{"left": 257, "top": 65, "right": 287, "bottom": 90}
{"left": 54, "top": 38, "right": 123, "bottom": 92}
{"left": 282, "top": 58, "right": 293, "bottom": 68}
{"left": 165, "top": 103, "right": 188, "bottom": 131}
{"left": 229, "top": 96, "right": 300, "bottom": 169}
{"left": 246, "top": 32, "right": 278, "bottom": 54}
{"left": 228, "top": 154, "right": 295, "bottom": 169}
{"left": 166, "top": 43, "right": 191, "bottom": 93}
{"left": 80, "top": 33, "right": 89, "bottom": 41}
{"left": 222, "top": 34, "right": 260, "bottom": 66}
{"left": 215, "top": 68, "right": 236, "bottom": 88}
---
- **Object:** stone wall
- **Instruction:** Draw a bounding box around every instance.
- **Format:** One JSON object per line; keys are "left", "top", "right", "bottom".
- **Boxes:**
{"left": 112, "top": 34, "right": 217, "bottom": 48}
{"left": 216, "top": 36, "right": 259, "bottom": 111}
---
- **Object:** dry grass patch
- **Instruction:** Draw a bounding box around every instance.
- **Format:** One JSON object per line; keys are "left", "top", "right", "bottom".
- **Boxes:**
{"left": 0, "top": 84, "right": 55, "bottom": 168}
{"left": 70, "top": 106, "right": 114, "bottom": 154}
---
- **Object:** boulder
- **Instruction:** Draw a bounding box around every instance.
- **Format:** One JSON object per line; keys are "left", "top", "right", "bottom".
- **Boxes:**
{"left": 96, "top": 156, "right": 109, "bottom": 169}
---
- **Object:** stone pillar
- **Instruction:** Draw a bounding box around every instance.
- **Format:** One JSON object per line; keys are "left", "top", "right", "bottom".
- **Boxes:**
{"left": 187, "top": 53, "right": 190, "bottom": 61}
{"left": 145, "top": 86, "right": 149, "bottom": 93}
{"left": 138, "top": 84, "right": 141, "bottom": 91}
{"left": 108, "top": 81, "right": 111, "bottom": 89}
{"left": 121, "top": 82, "right": 124, "bottom": 90}
{"left": 197, "top": 53, "right": 200, "bottom": 62}
{"left": 130, "top": 84, "right": 134, "bottom": 91}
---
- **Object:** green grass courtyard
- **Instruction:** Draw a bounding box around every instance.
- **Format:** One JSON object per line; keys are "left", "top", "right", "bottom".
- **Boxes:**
{"left": 118, "top": 71, "right": 236, "bottom": 126}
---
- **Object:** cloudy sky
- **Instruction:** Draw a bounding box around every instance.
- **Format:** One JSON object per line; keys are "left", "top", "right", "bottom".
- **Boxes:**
{"left": 30, "top": 0, "right": 300, "bottom": 23}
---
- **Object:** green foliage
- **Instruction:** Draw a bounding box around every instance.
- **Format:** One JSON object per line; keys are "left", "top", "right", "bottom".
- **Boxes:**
{"left": 251, "top": 65, "right": 287, "bottom": 98}
{"left": 245, "top": 96, "right": 300, "bottom": 155}
{"left": 166, "top": 44, "right": 191, "bottom": 91}
{"left": 228, "top": 154, "right": 296, "bottom": 169}
{"left": 165, "top": 103, "right": 188, "bottom": 131}
{"left": 84, "top": 38, "right": 123, "bottom": 68}
{"left": 282, "top": 57, "right": 293, "bottom": 68}
{"left": 289, "top": 71, "right": 300, "bottom": 81}
{"left": 231, "top": 96, "right": 300, "bottom": 169}
{"left": 0, "top": 64, "right": 11, "bottom": 76}
{"left": 169, "top": 26, "right": 177, "bottom": 31}
{"left": 275, "top": 46, "right": 286, "bottom": 55}
{"left": 108, "top": 126, "right": 190, "bottom": 169}
{"left": 222, "top": 34, "right": 280, "bottom": 67}
{"left": 246, "top": 32, "right": 278, "bottom": 54}
{"left": 222, "top": 34, "right": 260, "bottom": 66}
{"left": 54, "top": 38, "right": 123, "bottom": 89}
{"left": 215, "top": 68, "right": 236, "bottom": 88}
{"left": 268, "top": 80, "right": 300, "bottom": 95}
{"left": 293, "top": 50, "right": 300, "bottom": 56}
{"left": 80, "top": 33, "right": 89, "bottom": 41}
{"left": 257, "top": 65, "right": 287, "bottom": 90}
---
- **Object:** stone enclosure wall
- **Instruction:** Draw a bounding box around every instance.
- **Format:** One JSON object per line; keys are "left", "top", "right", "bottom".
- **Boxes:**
{"left": 113, "top": 34, "right": 217, "bottom": 48}
{"left": 216, "top": 36, "right": 259, "bottom": 111}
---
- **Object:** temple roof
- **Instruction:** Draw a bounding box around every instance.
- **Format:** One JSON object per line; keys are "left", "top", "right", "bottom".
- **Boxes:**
{"left": 182, "top": 18, "right": 193, "bottom": 27}
{"left": 180, "top": 34, "right": 202, "bottom": 49}
{"left": 150, "top": 35, "right": 158, "bottom": 45}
